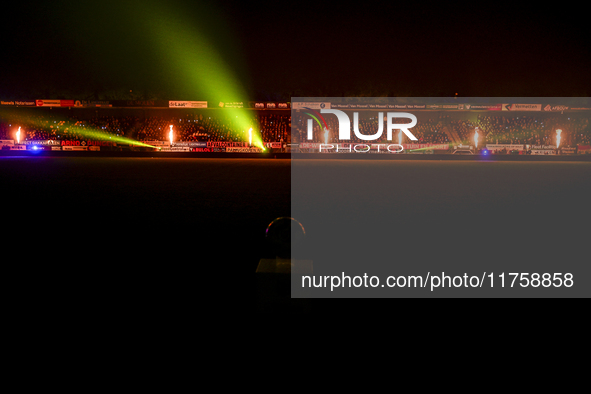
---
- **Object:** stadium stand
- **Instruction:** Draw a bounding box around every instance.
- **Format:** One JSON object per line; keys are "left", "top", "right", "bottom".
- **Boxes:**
{"left": 1, "top": 109, "right": 589, "bottom": 149}
{"left": 452, "top": 115, "right": 590, "bottom": 146}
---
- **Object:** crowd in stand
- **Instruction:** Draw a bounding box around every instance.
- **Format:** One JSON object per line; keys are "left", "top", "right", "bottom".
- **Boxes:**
{"left": 2, "top": 110, "right": 590, "bottom": 149}
{"left": 453, "top": 115, "right": 590, "bottom": 146}
{"left": 136, "top": 113, "right": 290, "bottom": 143}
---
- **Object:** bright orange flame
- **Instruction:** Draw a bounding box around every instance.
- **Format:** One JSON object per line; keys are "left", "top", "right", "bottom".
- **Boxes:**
{"left": 169, "top": 125, "right": 173, "bottom": 145}
{"left": 16, "top": 126, "right": 21, "bottom": 144}
{"left": 556, "top": 129, "right": 562, "bottom": 148}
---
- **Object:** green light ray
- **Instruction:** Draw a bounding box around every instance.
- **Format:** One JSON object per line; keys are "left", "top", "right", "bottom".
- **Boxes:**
{"left": 134, "top": 1, "right": 265, "bottom": 150}
{"left": 14, "top": 117, "right": 156, "bottom": 148}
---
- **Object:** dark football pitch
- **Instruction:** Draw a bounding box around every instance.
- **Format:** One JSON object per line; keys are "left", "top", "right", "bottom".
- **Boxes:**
{"left": 1, "top": 156, "right": 589, "bottom": 312}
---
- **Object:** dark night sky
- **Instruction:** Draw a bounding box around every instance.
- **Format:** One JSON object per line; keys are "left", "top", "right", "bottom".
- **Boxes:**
{"left": 1, "top": 0, "right": 589, "bottom": 100}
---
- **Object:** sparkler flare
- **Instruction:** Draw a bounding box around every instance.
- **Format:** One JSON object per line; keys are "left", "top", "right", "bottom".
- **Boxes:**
{"left": 474, "top": 127, "right": 479, "bottom": 148}
{"left": 324, "top": 128, "right": 329, "bottom": 145}
{"left": 248, "top": 128, "right": 252, "bottom": 146}
{"left": 16, "top": 126, "right": 21, "bottom": 144}
{"left": 169, "top": 125, "right": 174, "bottom": 145}
{"left": 556, "top": 129, "right": 562, "bottom": 148}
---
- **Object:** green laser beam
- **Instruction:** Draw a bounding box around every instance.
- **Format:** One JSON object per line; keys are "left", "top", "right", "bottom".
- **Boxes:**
{"left": 11, "top": 116, "right": 156, "bottom": 148}
{"left": 133, "top": 0, "right": 265, "bottom": 149}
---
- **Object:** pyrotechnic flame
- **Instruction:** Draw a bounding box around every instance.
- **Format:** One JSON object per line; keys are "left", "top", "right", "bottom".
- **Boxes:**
{"left": 248, "top": 128, "right": 252, "bottom": 146}
{"left": 169, "top": 125, "right": 173, "bottom": 145}
{"left": 556, "top": 129, "right": 562, "bottom": 148}
{"left": 474, "top": 127, "right": 479, "bottom": 148}
{"left": 16, "top": 126, "right": 21, "bottom": 144}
